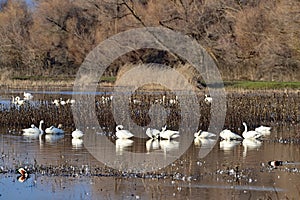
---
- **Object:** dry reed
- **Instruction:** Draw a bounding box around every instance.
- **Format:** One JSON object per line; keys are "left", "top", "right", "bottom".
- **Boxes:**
{"left": 0, "top": 91, "right": 299, "bottom": 135}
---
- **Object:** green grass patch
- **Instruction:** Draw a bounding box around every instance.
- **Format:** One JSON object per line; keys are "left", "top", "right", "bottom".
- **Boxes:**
{"left": 12, "top": 75, "right": 75, "bottom": 81}
{"left": 10, "top": 76, "right": 300, "bottom": 89}
{"left": 100, "top": 76, "right": 116, "bottom": 82}
{"left": 224, "top": 81, "right": 300, "bottom": 89}
{"left": 12, "top": 75, "right": 40, "bottom": 81}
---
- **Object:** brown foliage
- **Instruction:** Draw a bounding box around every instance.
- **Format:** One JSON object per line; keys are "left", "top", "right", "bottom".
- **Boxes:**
{"left": 0, "top": 0, "right": 32, "bottom": 73}
{"left": 0, "top": 0, "right": 299, "bottom": 81}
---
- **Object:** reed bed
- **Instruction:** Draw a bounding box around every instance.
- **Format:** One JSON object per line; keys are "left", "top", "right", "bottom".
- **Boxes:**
{"left": 0, "top": 91, "right": 299, "bottom": 135}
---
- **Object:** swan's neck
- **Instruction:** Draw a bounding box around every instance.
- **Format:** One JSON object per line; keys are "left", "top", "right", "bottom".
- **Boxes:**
{"left": 243, "top": 123, "right": 247, "bottom": 133}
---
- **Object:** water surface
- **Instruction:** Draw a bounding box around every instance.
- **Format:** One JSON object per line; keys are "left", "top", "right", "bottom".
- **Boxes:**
{"left": 0, "top": 89, "right": 299, "bottom": 199}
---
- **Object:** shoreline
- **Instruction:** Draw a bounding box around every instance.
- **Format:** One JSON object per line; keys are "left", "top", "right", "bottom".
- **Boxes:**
{"left": 0, "top": 79, "right": 299, "bottom": 92}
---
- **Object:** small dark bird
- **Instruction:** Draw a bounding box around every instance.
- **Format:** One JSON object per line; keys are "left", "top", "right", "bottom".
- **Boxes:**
{"left": 17, "top": 167, "right": 29, "bottom": 182}
{"left": 18, "top": 167, "right": 28, "bottom": 176}
{"left": 268, "top": 160, "right": 283, "bottom": 167}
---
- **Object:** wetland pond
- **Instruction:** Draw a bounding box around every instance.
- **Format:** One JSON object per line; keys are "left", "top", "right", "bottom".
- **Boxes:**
{"left": 0, "top": 88, "right": 299, "bottom": 199}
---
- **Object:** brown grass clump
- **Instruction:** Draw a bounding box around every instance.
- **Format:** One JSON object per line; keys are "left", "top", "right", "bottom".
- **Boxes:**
{"left": 116, "top": 63, "right": 203, "bottom": 91}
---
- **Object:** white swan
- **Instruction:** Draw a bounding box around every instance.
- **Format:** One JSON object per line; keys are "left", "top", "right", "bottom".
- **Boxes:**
{"left": 169, "top": 96, "right": 178, "bottom": 105}
{"left": 60, "top": 98, "right": 66, "bottom": 106}
{"left": 39, "top": 127, "right": 64, "bottom": 143}
{"left": 255, "top": 125, "right": 271, "bottom": 136}
{"left": 45, "top": 124, "right": 64, "bottom": 135}
{"left": 23, "top": 124, "right": 38, "bottom": 136}
{"left": 11, "top": 96, "right": 17, "bottom": 105}
{"left": 72, "top": 128, "right": 84, "bottom": 139}
{"left": 16, "top": 96, "right": 25, "bottom": 105}
{"left": 242, "top": 122, "right": 262, "bottom": 139}
{"left": 159, "top": 125, "right": 180, "bottom": 140}
{"left": 23, "top": 120, "right": 44, "bottom": 138}
{"left": 52, "top": 99, "right": 60, "bottom": 106}
{"left": 194, "top": 130, "right": 216, "bottom": 139}
{"left": 146, "top": 128, "right": 160, "bottom": 139}
{"left": 100, "top": 96, "right": 113, "bottom": 104}
{"left": 12, "top": 96, "right": 25, "bottom": 105}
{"left": 204, "top": 94, "right": 212, "bottom": 104}
{"left": 66, "top": 99, "right": 76, "bottom": 105}
{"left": 115, "top": 125, "right": 134, "bottom": 139}
{"left": 23, "top": 92, "right": 33, "bottom": 100}
{"left": 220, "top": 129, "right": 243, "bottom": 140}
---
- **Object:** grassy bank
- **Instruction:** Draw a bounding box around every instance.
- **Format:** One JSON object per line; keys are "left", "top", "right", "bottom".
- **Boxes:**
{"left": 1, "top": 76, "right": 299, "bottom": 90}
{"left": 0, "top": 76, "right": 116, "bottom": 89}
{"left": 224, "top": 81, "right": 300, "bottom": 90}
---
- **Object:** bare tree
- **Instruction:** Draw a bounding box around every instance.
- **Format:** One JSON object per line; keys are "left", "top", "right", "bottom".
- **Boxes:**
{"left": 0, "top": 0, "right": 33, "bottom": 75}
{"left": 0, "top": 0, "right": 299, "bottom": 81}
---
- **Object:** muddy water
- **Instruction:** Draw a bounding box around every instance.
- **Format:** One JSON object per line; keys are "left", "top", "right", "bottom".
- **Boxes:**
{"left": 1, "top": 126, "right": 299, "bottom": 199}
{"left": 0, "top": 89, "right": 299, "bottom": 199}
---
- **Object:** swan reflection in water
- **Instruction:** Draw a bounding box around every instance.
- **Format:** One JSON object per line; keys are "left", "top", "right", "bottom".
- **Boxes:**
{"left": 194, "top": 138, "right": 217, "bottom": 148}
{"left": 72, "top": 138, "right": 84, "bottom": 149}
{"left": 194, "top": 138, "right": 217, "bottom": 158}
{"left": 146, "top": 138, "right": 160, "bottom": 153}
{"left": 219, "top": 140, "right": 241, "bottom": 151}
{"left": 159, "top": 140, "right": 180, "bottom": 157}
{"left": 44, "top": 134, "right": 64, "bottom": 143}
{"left": 145, "top": 139, "right": 180, "bottom": 156}
{"left": 115, "top": 139, "right": 134, "bottom": 155}
{"left": 242, "top": 138, "right": 262, "bottom": 157}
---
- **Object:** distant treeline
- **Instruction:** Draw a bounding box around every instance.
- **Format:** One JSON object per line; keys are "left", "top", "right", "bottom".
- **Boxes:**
{"left": 0, "top": 0, "right": 299, "bottom": 81}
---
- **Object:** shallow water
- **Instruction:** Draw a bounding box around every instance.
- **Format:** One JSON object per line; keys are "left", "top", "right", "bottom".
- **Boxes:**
{"left": 0, "top": 89, "right": 299, "bottom": 199}
{"left": 1, "top": 125, "right": 300, "bottom": 199}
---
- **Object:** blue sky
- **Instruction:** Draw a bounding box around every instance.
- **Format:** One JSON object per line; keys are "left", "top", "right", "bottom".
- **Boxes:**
{"left": 25, "top": 0, "right": 34, "bottom": 7}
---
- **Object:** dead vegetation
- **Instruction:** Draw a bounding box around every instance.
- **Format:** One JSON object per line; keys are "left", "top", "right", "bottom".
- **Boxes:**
{"left": 1, "top": 91, "right": 299, "bottom": 135}
{"left": 0, "top": 0, "right": 299, "bottom": 83}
